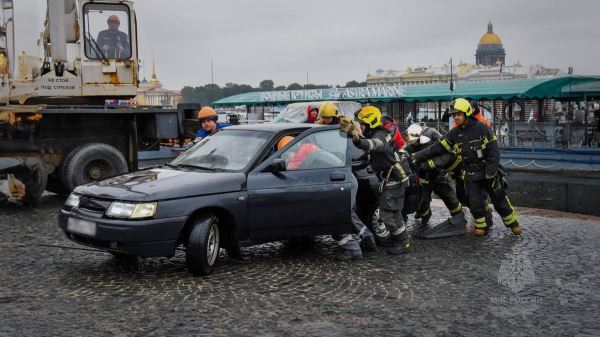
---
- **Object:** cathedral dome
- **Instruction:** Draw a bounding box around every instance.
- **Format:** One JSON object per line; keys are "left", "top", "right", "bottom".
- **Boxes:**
{"left": 475, "top": 21, "right": 506, "bottom": 66}
{"left": 479, "top": 21, "right": 502, "bottom": 45}
{"left": 479, "top": 32, "right": 502, "bottom": 44}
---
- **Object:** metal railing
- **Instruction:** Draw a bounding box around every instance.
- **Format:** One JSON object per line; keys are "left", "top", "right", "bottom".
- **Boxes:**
{"left": 398, "top": 121, "right": 600, "bottom": 149}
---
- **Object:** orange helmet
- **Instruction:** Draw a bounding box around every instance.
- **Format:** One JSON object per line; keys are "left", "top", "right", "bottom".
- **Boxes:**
{"left": 107, "top": 15, "right": 120, "bottom": 23}
{"left": 197, "top": 107, "right": 218, "bottom": 121}
{"left": 277, "top": 136, "right": 295, "bottom": 150}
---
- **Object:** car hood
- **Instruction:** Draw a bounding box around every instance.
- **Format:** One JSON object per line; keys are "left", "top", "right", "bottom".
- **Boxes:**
{"left": 75, "top": 167, "right": 246, "bottom": 202}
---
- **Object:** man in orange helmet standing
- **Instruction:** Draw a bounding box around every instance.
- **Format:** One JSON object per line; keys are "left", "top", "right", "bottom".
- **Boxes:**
{"left": 196, "top": 106, "right": 230, "bottom": 141}
{"left": 97, "top": 14, "right": 130, "bottom": 59}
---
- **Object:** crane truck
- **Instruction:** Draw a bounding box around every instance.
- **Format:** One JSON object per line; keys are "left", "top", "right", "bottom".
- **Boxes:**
{"left": 0, "top": 0, "right": 198, "bottom": 205}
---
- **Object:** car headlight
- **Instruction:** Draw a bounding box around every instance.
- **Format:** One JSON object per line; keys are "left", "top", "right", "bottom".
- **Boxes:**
{"left": 106, "top": 202, "right": 157, "bottom": 219}
{"left": 65, "top": 193, "right": 80, "bottom": 208}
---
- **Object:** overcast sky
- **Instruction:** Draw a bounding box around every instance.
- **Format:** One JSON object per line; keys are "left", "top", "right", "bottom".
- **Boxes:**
{"left": 14, "top": 0, "right": 600, "bottom": 89}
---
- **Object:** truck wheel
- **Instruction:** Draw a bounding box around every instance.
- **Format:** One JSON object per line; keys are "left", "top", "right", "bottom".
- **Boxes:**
{"left": 61, "top": 143, "right": 128, "bottom": 191}
{"left": 186, "top": 214, "right": 221, "bottom": 276}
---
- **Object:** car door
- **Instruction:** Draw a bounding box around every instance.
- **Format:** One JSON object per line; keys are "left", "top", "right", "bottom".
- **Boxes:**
{"left": 246, "top": 127, "right": 352, "bottom": 240}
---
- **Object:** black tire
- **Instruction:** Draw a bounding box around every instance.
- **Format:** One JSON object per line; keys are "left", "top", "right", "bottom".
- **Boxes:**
{"left": 61, "top": 143, "right": 128, "bottom": 191}
{"left": 186, "top": 214, "right": 221, "bottom": 276}
{"left": 367, "top": 207, "right": 394, "bottom": 246}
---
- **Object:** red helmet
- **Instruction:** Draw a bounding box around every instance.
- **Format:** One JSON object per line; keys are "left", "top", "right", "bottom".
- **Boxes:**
{"left": 306, "top": 105, "right": 319, "bottom": 122}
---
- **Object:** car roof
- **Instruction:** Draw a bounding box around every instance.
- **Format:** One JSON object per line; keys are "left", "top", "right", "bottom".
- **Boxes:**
{"left": 223, "top": 122, "right": 320, "bottom": 133}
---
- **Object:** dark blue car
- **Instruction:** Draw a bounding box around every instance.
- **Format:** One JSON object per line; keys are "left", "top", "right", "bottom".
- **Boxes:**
{"left": 59, "top": 123, "right": 392, "bottom": 275}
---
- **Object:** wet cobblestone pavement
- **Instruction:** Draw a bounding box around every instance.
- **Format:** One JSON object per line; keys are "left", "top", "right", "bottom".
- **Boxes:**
{"left": 1, "top": 195, "right": 599, "bottom": 337}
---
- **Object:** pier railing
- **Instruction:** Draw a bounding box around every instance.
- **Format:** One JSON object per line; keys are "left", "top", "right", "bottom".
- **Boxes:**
{"left": 397, "top": 121, "right": 599, "bottom": 149}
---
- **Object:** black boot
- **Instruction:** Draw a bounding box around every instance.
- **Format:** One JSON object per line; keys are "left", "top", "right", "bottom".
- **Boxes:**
{"left": 387, "top": 231, "right": 411, "bottom": 256}
{"left": 335, "top": 247, "right": 363, "bottom": 261}
{"left": 360, "top": 234, "right": 378, "bottom": 252}
{"left": 335, "top": 239, "right": 363, "bottom": 261}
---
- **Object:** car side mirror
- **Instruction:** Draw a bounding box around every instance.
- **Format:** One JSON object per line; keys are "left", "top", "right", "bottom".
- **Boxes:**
{"left": 266, "top": 158, "right": 287, "bottom": 172}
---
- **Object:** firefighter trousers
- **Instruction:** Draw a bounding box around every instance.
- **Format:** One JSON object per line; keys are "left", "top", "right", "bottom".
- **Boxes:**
{"left": 416, "top": 174, "right": 462, "bottom": 220}
{"left": 379, "top": 181, "right": 407, "bottom": 239}
{"left": 465, "top": 179, "right": 519, "bottom": 230}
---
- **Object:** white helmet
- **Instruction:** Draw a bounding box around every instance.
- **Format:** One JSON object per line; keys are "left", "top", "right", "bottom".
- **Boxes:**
{"left": 406, "top": 123, "right": 423, "bottom": 143}
{"left": 406, "top": 123, "right": 435, "bottom": 145}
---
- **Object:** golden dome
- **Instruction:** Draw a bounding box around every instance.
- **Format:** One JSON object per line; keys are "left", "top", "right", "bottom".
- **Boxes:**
{"left": 479, "top": 33, "right": 502, "bottom": 45}
{"left": 479, "top": 21, "right": 502, "bottom": 45}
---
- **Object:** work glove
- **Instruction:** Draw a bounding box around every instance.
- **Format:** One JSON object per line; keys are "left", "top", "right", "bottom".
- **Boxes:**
{"left": 411, "top": 149, "right": 428, "bottom": 163}
{"left": 339, "top": 117, "right": 353, "bottom": 134}
{"left": 339, "top": 117, "right": 362, "bottom": 139}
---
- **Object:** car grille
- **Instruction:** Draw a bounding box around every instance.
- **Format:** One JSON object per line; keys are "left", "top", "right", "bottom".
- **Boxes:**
{"left": 77, "top": 196, "right": 112, "bottom": 217}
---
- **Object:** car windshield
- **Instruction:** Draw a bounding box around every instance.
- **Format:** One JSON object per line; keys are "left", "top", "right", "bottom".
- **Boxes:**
{"left": 169, "top": 130, "right": 271, "bottom": 171}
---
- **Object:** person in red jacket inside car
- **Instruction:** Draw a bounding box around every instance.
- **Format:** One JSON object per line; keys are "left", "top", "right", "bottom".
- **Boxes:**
{"left": 276, "top": 133, "right": 376, "bottom": 261}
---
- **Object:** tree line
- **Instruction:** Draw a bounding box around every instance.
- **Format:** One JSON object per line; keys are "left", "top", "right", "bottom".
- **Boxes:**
{"left": 181, "top": 80, "right": 367, "bottom": 106}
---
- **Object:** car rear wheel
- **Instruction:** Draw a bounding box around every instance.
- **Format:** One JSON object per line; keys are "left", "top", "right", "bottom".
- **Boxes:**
{"left": 186, "top": 214, "right": 221, "bottom": 276}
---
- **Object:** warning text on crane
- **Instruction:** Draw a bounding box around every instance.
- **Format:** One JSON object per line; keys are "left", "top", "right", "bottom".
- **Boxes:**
{"left": 38, "top": 76, "right": 81, "bottom": 96}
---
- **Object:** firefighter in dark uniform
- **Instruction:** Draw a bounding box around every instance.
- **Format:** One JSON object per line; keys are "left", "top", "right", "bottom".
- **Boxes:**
{"left": 412, "top": 98, "right": 522, "bottom": 236}
{"left": 316, "top": 102, "right": 377, "bottom": 255}
{"left": 405, "top": 123, "right": 466, "bottom": 238}
{"left": 341, "top": 106, "right": 411, "bottom": 255}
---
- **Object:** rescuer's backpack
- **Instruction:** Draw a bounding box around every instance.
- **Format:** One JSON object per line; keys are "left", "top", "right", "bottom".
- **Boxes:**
{"left": 381, "top": 116, "right": 405, "bottom": 150}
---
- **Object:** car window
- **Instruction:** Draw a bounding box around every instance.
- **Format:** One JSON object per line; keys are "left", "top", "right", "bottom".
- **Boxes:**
{"left": 170, "top": 130, "right": 270, "bottom": 171}
{"left": 280, "top": 129, "right": 346, "bottom": 170}
{"left": 83, "top": 3, "right": 132, "bottom": 60}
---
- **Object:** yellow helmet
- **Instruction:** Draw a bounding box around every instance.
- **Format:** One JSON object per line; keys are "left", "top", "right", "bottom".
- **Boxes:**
{"left": 319, "top": 102, "right": 339, "bottom": 118}
{"left": 449, "top": 98, "right": 473, "bottom": 117}
{"left": 357, "top": 106, "right": 382, "bottom": 129}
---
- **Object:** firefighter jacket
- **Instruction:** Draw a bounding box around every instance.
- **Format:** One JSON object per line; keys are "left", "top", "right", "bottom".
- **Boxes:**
{"left": 405, "top": 127, "right": 457, "bottom": 180}
{"left": 413, "top": 119, "right": 499, "bottom": 182}
{"left": 406, "top": 142, "right": 456, "bottom": 180}
{"left": 353, "top": 127, "right": 410, "bottom": 183}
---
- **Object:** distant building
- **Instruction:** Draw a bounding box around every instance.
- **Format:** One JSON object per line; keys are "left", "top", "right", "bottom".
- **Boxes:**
{"left": 367, "top": 21, "right": 563, "bottom": 87}
{"left": 135, "top": 58, "right": 181, "bottom": 107}
{"left": 476, "top": 21, "right": 506, "bottom": 66}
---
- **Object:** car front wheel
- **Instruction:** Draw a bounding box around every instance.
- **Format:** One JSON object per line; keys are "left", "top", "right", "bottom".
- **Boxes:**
{"left": 368, "top": 207, "right": 395, "bottom": 247}
{"left": 186, "top": 214, "right": 221, "bottom": 276}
